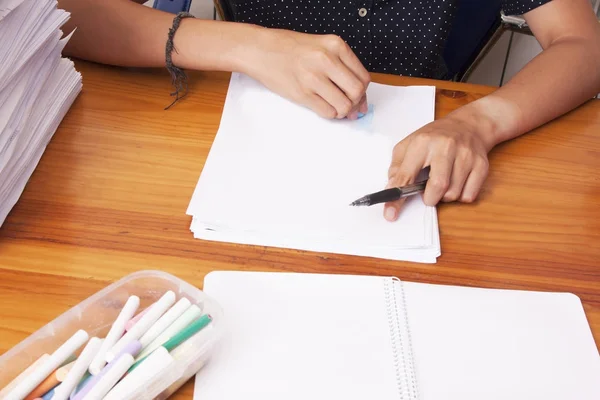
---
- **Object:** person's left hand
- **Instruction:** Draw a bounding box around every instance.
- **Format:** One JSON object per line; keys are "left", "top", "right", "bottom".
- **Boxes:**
{"left": 383, "top": 114, "right": 496, "bottom": 221}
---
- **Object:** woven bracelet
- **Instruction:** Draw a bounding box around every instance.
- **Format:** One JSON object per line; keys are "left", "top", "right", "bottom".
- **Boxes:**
{"left": 165, "top": 11, "right": 194, "bottom": 110}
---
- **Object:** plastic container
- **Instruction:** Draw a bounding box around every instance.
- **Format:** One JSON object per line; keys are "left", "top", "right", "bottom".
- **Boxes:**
{"left": 0, "top": 270, "right": 224, "bottom": 399}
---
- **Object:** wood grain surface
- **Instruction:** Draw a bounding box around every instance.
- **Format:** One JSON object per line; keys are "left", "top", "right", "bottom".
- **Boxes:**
{"left": 0, "top": 60, "right": 599, "bottom": 398}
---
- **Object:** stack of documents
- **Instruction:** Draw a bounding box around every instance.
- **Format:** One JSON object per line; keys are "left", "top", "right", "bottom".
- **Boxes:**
{"left": 187, "top": 73, "right": 440, "bottom": 263}
{"left": 0, "top": 0, "right": 82, "bottom": 226}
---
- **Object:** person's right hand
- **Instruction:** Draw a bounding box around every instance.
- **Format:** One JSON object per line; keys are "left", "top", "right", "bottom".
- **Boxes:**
{"left": 245, "top": 28, "right": 370, "bottom": 120}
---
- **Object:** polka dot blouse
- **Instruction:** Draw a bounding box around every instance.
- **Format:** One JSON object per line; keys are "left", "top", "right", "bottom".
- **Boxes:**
{"left": 226, "top": 0, "right": 552, "bottom": 78}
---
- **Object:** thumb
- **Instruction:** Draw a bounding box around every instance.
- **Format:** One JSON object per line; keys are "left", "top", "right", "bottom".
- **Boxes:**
{"left": 383, "top": 138, "right": 423, "bottom": 222}
{"left": 383, "top": 178, "right": 408, "bottom": 222}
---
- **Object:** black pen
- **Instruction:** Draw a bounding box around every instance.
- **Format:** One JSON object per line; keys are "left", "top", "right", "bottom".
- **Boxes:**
{"left": 350, "top": 180, "right": 428, "bottom": 206}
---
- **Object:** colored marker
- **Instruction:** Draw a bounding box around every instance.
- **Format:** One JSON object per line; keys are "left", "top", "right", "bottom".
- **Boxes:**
{"left": 170, "top": 324, "right": 214, "bottom": 361}
{"left": 42, "top": 387, "right": 55, "bottom": 400}
{"left": 83, "top": 354, "right": 134, "bottom": 400}
{"left": 25, "top": 367, "right": 61, "bottom": 400}
{"left": 68, "top": 373, "right": 91, "bottom": 399}
{"left": 136, "top": 304, "right": 202, "bottom": 361}
{"left": 124, "top": 304, "right": 153, "bottom": 332}
{"left": 71, "top": 340, "right": 141, "bottom": 400}
{"left": 5, "top": 330, "right": 89, "bottom": 400}
{"left": 0, "top": 354, "right": 50, "bottom": 398}
{"left": 138, "top": 297, "right": 191, "bottom": 349}
{"left": 52, "top": 337, "right": 103, "bottom": 400}
{"left": 106, "top": 291, "right": 175, "bottom": 363}
{"left": 129, "top": 314, "right": 212, "bottom": 371}
{"left": 103, "top": 347, "right": 174, "bottom": 400}
{"left": 24, "top": 358, "right": 77, "bottom": 399}
{"left": 89, "top": 295, "right": 139, "bottom": 375}
{"left": 55, "top": 360, "right": 77, "bottom": 382}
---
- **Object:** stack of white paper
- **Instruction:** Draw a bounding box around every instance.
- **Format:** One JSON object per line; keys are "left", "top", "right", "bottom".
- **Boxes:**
{"left": 0, "top": 0, "right": 82, "bottom": 226}
{"left": 187, "top": 73, "right": 440, "bottom": 263}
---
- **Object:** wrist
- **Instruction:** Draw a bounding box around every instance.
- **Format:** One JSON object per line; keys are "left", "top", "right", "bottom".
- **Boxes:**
{"left": 227, "top": 24, "right": 274, "bottom": 75}
{"left": 447, "top": 94, "right": 523, "bottom": 152}
{"left": 231, "top": 25, "right": 284, "bottom": 78}
{"left": 170, "top": 18, "right": 269, "bottom": 73}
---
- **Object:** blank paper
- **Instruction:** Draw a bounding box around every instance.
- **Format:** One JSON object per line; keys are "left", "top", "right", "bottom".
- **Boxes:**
{"left": 187, "top": 73, "right": 440, "bottom": 263}
{"left": 195, "top": 271, "right": 402, "bottom": 400}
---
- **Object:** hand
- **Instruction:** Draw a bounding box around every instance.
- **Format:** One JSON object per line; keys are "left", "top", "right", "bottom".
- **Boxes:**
{"left": 384, "top": 115, "right": 495, "bottom": 221}
{"left": 245, "top": 29, "right": 370, "bottom": 119}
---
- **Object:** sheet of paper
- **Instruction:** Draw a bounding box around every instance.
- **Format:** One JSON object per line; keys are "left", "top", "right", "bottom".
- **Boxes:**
{"left": 187, "top": 73, "right": 440, "bottom": 263}
{"left": 0, "top": 0, "right": 26, "bottom": 21}
{"left": 402, "top": 281, "right": 600, "bottom": 399}
{"left": 195, "top": 271, "right": 402, "bottom": 400}
{"left": 0, "top": 0, "right": 81, "bottom": 226}
{"left": 0, "top": 0, "right": 69, "bottom": 90}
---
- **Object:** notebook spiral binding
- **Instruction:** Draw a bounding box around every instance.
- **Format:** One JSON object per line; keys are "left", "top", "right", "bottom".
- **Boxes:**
{"left": 385, "top": 278, "right": 419, "bottom": 400}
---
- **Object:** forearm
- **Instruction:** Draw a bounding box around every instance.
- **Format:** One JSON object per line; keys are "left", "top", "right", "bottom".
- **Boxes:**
{"left": 451, "top": 35, "right": 600, "bottom": 151}
{"left": 57, "top": 0, "right": 264, "bottom": 72}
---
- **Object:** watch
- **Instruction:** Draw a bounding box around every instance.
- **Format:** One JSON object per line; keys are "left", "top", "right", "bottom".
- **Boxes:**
{"left": 153, "top": 0, "right": 192, "bottom": 13}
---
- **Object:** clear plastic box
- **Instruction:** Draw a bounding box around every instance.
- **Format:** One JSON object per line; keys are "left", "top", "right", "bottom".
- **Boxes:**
{"left": 0, "top": 270, "right": 224, "bottom": 399}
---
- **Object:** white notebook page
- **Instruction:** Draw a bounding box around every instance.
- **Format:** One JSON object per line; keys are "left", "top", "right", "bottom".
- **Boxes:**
{"left": 402, "top": 281, "right": 600, "bottom": 399}
{"left": 195, "top": 271, "right": 400, "bottom": 400}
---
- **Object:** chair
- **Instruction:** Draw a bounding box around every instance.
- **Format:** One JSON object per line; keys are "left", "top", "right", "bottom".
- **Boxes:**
{"left": 213, "top": 0, "right": 233, "bottom": 21}
{"left": 441, "top": 0, "right": 505, "bottom": 82}
{"left": 446, "top": 0, "right": 600, "bottom": 83}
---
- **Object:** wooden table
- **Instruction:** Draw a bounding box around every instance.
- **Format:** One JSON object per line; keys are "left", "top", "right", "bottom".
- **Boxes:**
{"left": 1, "top": 60, "right": 599, "bottom": 398}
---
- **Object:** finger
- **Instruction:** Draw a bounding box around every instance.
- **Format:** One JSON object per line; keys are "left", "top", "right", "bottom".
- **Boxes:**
{"left": 314, "top": 77, "right": 354, "bottom": 119}
{"left": 387, "top": 142, "right": 424, "bottom": 186}
{"left": 327, "top": 57, "right": 367, "bottom": 108}
{"left": 357, "top": 95, "right": 369, "bottom": 116}
{"left": 442, "top": 156, "right": 471, "bottom": 202}
{"left": 460, "top": 157, "right": 489, "bottom": 203}
{"left": 359, "top": 96, "right": 368, "bottom": 113}
{"left": 422, "top": 151, "right": 454, "bottom": 206}
{"left": 384, "top": 140, "right": 428, "bottom": 221}
{"left": 348, "top": 95, "right": 368, "bottom": 120}
{"left": 302, "top": 93, "right": 338, "bottom": 119}
{"left": 315, "top": 36, "right": 369, "bottom": 117}
{"left": 337, "top": 42, "right": 371, "bottom": 89}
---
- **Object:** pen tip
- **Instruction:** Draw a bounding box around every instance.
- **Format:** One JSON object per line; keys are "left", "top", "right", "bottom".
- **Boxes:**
{"left": 349, "top": 197, "right": 370, "bottom": 207}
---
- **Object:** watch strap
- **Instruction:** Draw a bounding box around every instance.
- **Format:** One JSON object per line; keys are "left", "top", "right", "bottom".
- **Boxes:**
{"left": 153, "top": 0, "right": 192, "bottom": 14}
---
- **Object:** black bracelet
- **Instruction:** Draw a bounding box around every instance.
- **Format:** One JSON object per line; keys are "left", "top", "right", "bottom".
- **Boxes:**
{"left": 165, "top": 11, "right": 195, "bottom": 110}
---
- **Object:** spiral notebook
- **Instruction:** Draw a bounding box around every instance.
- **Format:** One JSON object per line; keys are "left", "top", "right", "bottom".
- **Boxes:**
{"left": 194, "top": 270, "right": 600, "bottom": 400}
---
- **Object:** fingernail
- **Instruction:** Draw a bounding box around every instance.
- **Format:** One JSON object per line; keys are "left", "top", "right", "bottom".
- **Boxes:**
{"left": 360, "top": 102, "right": 369, "bottom": 113}
{"left": 384, "top": 207, "right": 397, "bottom": 222}
{"left": 348, "top": 111, "right": 358, "bottom": 120}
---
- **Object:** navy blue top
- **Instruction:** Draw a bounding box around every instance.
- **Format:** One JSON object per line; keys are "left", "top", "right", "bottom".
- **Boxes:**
{"left": 226, "top": 0, "right": 552, "bottom": 78}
